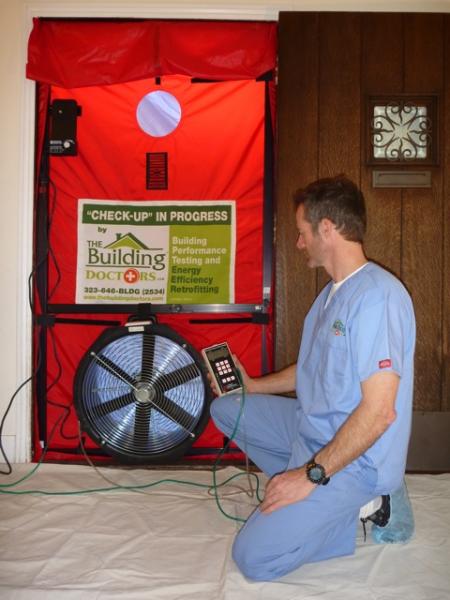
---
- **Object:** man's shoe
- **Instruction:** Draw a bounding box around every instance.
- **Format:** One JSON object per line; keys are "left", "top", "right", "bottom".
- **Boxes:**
{"left": 360, "top": 495, "right": 390, "bottom": 540}
{"left": 371, "top": 480, "right": 415, "bottom": 544}
{"left": 366, "top": 494, "right": 390, "bottom": 527}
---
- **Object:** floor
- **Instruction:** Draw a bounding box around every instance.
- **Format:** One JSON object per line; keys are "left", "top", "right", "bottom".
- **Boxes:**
{"left": 0, "top": 463, "right": 449, "bottom": 599}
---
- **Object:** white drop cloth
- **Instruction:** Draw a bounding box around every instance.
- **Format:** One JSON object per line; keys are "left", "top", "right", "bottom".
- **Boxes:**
{"left": 0, "top": 464, "right": 449, "bottom": 599}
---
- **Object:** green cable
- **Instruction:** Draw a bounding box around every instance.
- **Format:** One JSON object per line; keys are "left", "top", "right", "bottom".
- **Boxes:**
{"left": 0, "top": 460, "right": 42, "bottom": 488}
{"left": 0, "top": 471, "right": 260, "bottom": 497}
{"left": 0, "top": 375, "right": 262, "bottom": 524}
{"left": 0, "top": 414, "right": 65, "bottom": 488}
{"left": 211, "top": 374, "right": 262, "bottom": 522}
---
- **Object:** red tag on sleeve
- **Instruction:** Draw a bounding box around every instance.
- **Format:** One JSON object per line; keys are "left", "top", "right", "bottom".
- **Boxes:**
{"left": 378, "top": 359, "right": 392, "bottom": 369}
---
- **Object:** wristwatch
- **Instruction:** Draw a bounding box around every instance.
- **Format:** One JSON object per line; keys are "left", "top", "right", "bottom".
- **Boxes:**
{"left": 305, "top": 459, "right": 330, "bottom": 485}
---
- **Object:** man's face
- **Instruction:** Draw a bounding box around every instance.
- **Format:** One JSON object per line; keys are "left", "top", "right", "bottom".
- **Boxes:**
{"left": 295, "top": 204, "right": 327, "bottom": 268}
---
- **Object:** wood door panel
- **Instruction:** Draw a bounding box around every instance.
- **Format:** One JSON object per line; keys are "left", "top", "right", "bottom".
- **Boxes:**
{"left": 361, "top": 13, "right": 403, "bottom": 277}
{"left": 275, "top": 13, "right": 319, "bottom": 368}
{"left": 362, "top": 13, "right": 404, "bottom": 95}
{"left": 317, "top": 13, "right": 361, "bottom": 292}
{"left": 402, "top": 188, "right": 443, "bottom": 410}
{"left": 276, "top": 11, "right": 448, "bottom": 413}
{"left": 404, "top": 14, "right": 444, "bottom": 93}
{"left": 443, "top": 14, "right": 450, "bottom": 411}
{"left": 318, "top": 13, "right": 361, "bottom": 182}
{"left": 403, "top": 15, "right": 444, "bottom": 410}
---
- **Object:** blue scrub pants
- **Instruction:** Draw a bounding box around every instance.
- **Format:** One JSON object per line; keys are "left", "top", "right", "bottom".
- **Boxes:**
{"left": 210, "top": 393, "right": 379, "bottom": 581}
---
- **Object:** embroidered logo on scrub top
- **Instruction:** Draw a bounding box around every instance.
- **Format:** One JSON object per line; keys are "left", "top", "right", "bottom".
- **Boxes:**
{"left": 379, "top": 359, "right": 392, "bottom": 369}
{"left": 331, "top": 319, "right": 346, "bottom": 336}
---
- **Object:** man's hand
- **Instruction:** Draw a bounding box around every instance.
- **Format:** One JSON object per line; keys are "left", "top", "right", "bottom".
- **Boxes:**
{"left": 206, "top": 347, "right": 297, "bottom": 397}
{"left": 232, "top": 355, "right": 258, "bottom": 392}
{"left": 206, "top": 354, "right": 257, "bottom": 396}
{"left": 206, "top": 371, "right": 220, "bottom": 396}
{"left": 260, "top": 467, "right": 316, "bottom": 514}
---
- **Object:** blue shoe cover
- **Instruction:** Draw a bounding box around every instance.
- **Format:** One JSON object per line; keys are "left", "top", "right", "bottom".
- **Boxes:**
{"left": 371, "top": 480, "right": 414, "bottom": 544}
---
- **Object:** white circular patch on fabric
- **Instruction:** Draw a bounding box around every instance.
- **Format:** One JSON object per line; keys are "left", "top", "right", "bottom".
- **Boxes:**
{"left": 136, "top": 91, "right": 182, "bottom": 137}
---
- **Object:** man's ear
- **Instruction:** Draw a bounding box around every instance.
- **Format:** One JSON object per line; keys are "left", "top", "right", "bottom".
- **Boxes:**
{"left": 318, "top": 218, "right": 335, "bottom": 238}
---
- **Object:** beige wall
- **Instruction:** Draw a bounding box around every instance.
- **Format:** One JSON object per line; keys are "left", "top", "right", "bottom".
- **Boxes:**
{"left": 0, "top": 0, "right": 29, "bottom": 463}
{"left": 1, "top": 0, "right": 450, "bottom": 463}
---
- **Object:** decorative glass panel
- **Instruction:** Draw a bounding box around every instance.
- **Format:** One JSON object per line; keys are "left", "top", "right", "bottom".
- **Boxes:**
{"left": 372, "top": 103, "right": 430, "bottom": 161}
{"left": 366, "top": 95, "right": 438, "bottom": 166}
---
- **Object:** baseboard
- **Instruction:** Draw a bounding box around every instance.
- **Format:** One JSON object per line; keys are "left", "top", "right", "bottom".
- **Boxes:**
{"left": 406, "top": 411, "right": 450, "bottom": 472}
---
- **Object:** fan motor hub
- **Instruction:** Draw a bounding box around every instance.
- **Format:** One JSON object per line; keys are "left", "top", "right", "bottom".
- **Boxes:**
{"left": 134, "top": 382, "right": 156, "bottom": 405}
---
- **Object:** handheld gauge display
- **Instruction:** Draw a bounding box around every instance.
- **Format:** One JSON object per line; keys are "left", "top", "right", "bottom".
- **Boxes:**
{"left": 201, "top": 342, "right": 242, "bottom": 396}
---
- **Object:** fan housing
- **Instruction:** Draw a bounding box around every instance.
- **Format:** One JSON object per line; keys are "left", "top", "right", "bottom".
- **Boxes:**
{"left": 74, "top": 322, "right": 212, "bottom": 463}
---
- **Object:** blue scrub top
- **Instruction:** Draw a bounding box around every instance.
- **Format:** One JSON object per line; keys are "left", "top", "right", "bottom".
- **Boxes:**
{"left": 295, "top": 262, "right": 416, "bottom": 494}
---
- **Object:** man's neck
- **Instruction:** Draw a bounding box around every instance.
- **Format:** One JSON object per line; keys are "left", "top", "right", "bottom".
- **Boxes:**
{"left": 325, "top": 243, "right": 367, "bottom": 283}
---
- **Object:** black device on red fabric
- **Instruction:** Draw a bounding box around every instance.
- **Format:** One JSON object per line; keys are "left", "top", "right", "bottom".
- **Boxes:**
{"left": 49, "top": 99, "right": 81, "bottom": 156}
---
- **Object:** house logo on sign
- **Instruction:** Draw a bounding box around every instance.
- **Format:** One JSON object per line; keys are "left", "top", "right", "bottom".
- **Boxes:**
{"left": 87, "top": 232, "right": 167, "bottom": 278}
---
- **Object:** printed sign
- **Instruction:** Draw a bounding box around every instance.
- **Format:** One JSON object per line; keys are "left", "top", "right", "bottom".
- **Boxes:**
{"left": 76, "top": 200, "right": 235, "bottom": 304}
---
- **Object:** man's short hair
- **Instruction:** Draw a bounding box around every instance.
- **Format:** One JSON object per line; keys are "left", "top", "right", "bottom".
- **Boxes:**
{"left": 294, "top": 175, "right": 367, "bottom": 242}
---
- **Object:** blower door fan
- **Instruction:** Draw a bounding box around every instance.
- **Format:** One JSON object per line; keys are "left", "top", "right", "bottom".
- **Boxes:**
{"left": 74, "top": 323, "right": 212, "bottom": 463}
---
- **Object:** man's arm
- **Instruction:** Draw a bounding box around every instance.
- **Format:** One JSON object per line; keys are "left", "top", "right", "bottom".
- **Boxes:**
{"left": 207, "top": 354, "right": 297, "bottom": 396}
{"left": 238, "top": 360, "right": 297, "bottom": 395}
{"left": 260, "top": 370, "right": 399, "bottom": 513}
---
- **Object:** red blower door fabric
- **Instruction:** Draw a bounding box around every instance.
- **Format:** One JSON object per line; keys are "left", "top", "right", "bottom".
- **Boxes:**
{"left": 27, "top": 19, "right": 277, "bottom": 86}
{"left": 29, "top": 20, "right": 275, "bottom": 461}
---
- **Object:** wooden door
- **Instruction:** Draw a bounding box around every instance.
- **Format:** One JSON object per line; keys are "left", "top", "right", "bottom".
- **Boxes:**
{"left": 275, "top": 12, "right": 450, "bottom": 470}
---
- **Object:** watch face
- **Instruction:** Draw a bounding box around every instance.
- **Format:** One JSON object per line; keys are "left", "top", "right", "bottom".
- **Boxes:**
{"left": 309, "top": 466, "right": 323, "bottom": 482}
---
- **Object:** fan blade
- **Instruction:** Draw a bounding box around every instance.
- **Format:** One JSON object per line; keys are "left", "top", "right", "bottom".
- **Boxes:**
{"left": 134, "top": 403, "right": 151, "bottom": 449}
{"left": 155, "top": 364, "right": 200, "bottom": 392}
{"left": 93, "top": 393, "right": 135, "bottom": 417}
{"left": 152, "top": 392, "right": 195, "bottom": 429}
{"left": 94, "top": 354, "right": 137, "bottom": 388}
{"left": 141, "top": 337, "right": 155, "bottom": 382}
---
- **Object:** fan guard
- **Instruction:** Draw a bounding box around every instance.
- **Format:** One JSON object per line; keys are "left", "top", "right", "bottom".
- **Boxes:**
{"left": 74, "top": 323, "right": 212, "bottom": 463}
